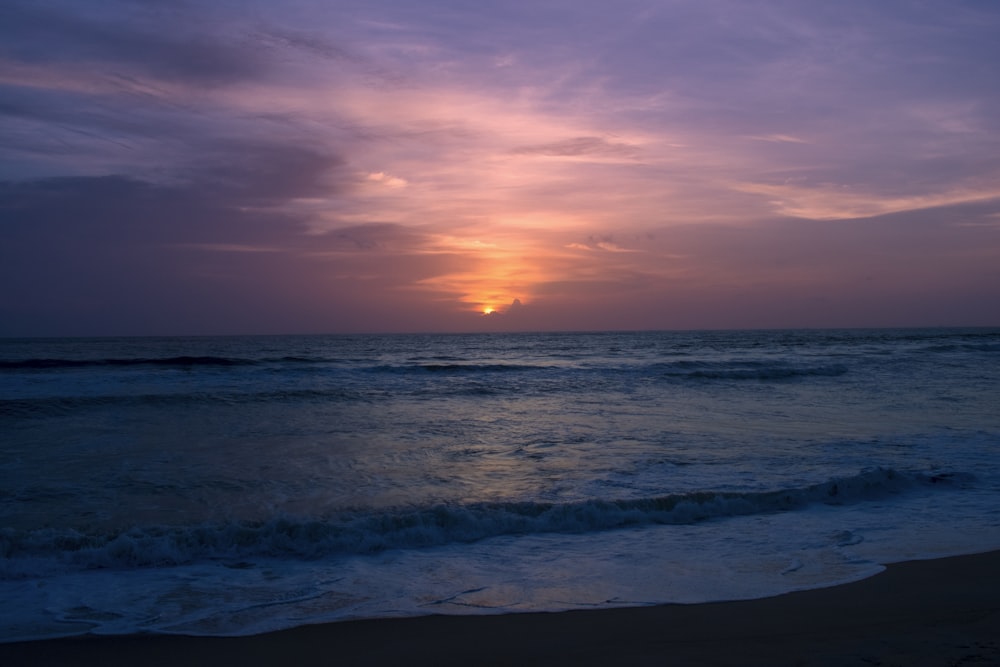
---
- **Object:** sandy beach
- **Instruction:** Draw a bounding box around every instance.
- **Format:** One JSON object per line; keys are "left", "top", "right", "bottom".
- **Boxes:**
{"left": 1, "top": 550, "right": 997, "bottom": 666}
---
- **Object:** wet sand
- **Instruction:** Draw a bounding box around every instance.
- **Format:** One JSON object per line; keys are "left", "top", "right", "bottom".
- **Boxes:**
{"left": 1, "top": 550, "right": 997, "bottom": 666}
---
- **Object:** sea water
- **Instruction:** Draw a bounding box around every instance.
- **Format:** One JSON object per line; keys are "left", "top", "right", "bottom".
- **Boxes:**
{"left": 1, "top": 328, "right": 998, "bottom": 641}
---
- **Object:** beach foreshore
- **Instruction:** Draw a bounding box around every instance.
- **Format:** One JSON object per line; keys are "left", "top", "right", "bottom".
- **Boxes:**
{"left": 1, "top": 550, "right": 997, "bottom": 666}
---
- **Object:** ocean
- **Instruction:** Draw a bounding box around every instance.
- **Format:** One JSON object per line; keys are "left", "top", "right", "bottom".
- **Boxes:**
{"left": 1, "top": 328, "right": 999, "bottom": 641}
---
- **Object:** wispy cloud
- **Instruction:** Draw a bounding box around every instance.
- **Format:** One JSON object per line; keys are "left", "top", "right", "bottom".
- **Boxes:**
{"left": 510, "top": 136, "right": 640, "bottom": 160}
{"left": 748, "top": 134, "right": 808, "bottom": 144}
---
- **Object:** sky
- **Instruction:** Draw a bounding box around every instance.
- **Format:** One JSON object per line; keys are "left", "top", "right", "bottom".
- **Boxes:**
{"left": 2, "top": 0, "right": 999, "bottom": 336}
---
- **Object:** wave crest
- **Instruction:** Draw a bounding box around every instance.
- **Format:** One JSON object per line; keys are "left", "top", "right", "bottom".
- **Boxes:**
{"left": 0, "top": 356, "right": 258, "bottom": 370}
{"left": 655, "top": 360, "right": 848, "bottom": 381}
{"left": 0, "top": 468, "right": 965, "bottom": 578}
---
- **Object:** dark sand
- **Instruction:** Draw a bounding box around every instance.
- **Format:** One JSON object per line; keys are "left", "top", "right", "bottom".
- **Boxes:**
{"left": 1, "top": 550, "right": 997, "bottom": 666}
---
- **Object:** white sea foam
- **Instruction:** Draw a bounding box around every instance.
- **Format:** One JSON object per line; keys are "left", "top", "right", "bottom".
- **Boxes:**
{"left": 0, "top": 468, "right": 966, "bottom": 580}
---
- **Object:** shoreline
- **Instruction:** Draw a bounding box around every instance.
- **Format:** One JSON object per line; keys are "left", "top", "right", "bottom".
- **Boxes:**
{"left": 1, "top": 550, "right": 997, "bottom": 666}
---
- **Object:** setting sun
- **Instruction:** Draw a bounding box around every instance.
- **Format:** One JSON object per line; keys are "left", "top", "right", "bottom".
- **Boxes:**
{"left": 482, "top": 307, "right": 496, "bottom": 315}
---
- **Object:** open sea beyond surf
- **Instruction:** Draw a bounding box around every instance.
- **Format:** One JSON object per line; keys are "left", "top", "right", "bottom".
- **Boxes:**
{"left": 1, "top": 328, "right": 999, "bottom": 641}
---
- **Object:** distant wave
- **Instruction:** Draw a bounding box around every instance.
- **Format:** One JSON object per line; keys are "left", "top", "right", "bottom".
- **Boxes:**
{"left": 0, "top": 388, "right": 368, "bottom": 419}
{"left": 0, "top": 357, "right": 551, "bottom": 374}
{"left": 917, "top": 343, "right": 1000, "bottom": 354}
{"left": 0, "top": 356, "right": 260, "bottom": 370}
{"left": 376, "top": 363, "right": 547, "bottom": 374}
{"left": 374, "top": 359, "right": 848, "bottom": 380}
{"left": 0, "top": 468, "right": 967, "bottom": 578}
{"left": 654, "top": 360, "right": 849, "bottom": 381}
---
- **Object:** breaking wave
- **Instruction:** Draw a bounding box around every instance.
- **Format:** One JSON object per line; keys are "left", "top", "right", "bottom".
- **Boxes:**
{"left": 0, "top": 468, "right": 966, "bottom": 578}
